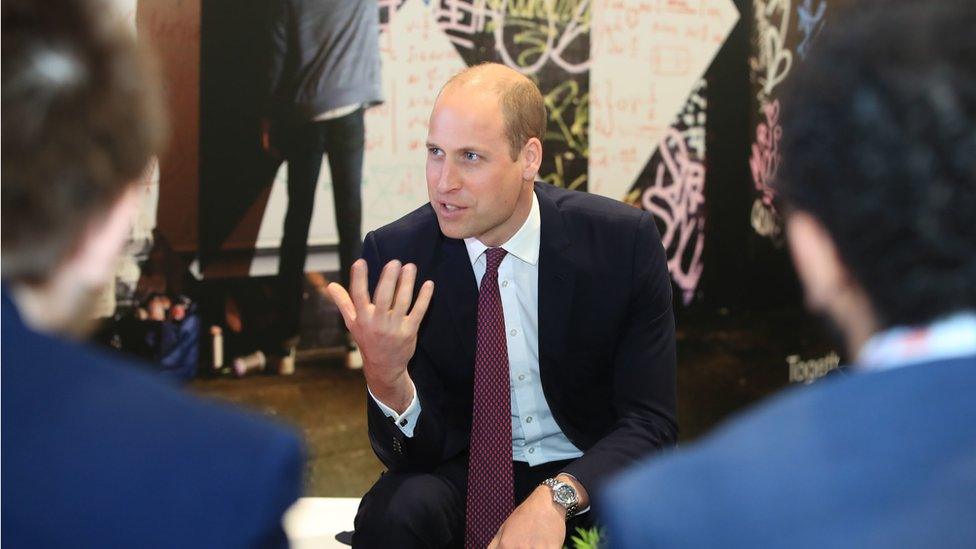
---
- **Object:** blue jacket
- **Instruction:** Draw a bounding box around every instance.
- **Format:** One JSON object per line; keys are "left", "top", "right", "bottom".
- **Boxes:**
{"left": 600, "top": 355, "right": 976, "bottom": 548}
{"left": 1, "top": 289, "right": 304, "bottom": 548}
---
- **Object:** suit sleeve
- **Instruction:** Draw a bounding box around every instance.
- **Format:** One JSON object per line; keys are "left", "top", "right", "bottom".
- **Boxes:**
{"left": 362, "top": 232, "right": 453, "bottom": 472}
{"left": 562, "top": 212, "right": 678, "bottom": 494}
{"left": 246, "top": 427, "right": 305, "bottom": 549}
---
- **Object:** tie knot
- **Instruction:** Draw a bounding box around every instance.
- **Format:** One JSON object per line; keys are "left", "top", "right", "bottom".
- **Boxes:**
{"left": 485, "top": 247, "right": 508, "bottom": 273}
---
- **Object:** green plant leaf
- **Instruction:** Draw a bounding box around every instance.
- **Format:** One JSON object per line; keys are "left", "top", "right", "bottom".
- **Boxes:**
{"left": 566, "top": 525, "right": 605, "bottom": 549}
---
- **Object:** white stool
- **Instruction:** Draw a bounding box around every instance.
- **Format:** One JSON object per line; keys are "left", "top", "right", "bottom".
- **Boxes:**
{"left": 284, "top": 497, "right": 360, "bottom": 548}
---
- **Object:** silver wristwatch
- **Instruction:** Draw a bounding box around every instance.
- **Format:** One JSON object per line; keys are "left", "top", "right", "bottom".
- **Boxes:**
{"left": 542, "top": 478, "right": 579, "bottom": 519}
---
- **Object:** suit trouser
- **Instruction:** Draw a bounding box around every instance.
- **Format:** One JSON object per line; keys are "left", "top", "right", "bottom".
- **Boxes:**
{"left": 276, "top": 108, "right": 365, "bottom": 348}
{"left": 352, "top": 455, "right": 595, "bottom": 548}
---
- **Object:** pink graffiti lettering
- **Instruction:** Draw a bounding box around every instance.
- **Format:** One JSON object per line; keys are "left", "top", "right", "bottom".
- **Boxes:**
{"left": 642, "top": 128, "right": 706, "bottom": 305}
{"left": 749, "top": 98, "right": 781, "bottom": 210}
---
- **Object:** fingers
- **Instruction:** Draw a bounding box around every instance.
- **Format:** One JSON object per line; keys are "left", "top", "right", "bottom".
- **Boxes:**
{"left": 373, "top": 260, "right": 402, "bottom": 311}
{"left": 348, "top": 258, "right": 433, "bottom": 328}
{"left": 326, "top": 282, "right": 356, "bottom": 328}
{"left": 392, "top": 263, "right": 417, "bottom": 315}
{"left": 407, "top": 280, "right": 435, "bottom": 329}
{"left": 349, "top": 259, "right": 371, "bottom": 311}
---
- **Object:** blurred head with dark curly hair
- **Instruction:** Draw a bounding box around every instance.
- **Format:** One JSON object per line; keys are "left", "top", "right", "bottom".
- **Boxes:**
{"left": 777, "top": 0, "right": 976, "bottom": 357}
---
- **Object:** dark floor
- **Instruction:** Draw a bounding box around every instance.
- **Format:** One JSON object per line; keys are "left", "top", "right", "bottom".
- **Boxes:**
{"left": 674, "top": 307, "right": 836, "bottom": 440}
{"left": 193, "top": 358, "right": 383, "bottom": 497}
{"left": 189, "top": 278, "right": 836, "bottom": 497}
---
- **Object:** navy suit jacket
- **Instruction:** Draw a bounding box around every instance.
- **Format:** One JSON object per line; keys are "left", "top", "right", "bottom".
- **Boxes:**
{"left": 363, "top": 182, "right": 678, "bottom": 494}
{"left": 600, "top": 354, "right": 976, "bottom": 548}
{"left": 1, "top": 290, "right": 305, "bottom": 548}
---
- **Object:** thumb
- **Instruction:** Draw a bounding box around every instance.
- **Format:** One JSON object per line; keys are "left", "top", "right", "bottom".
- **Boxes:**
{"left": 327, "top": 282, "right": 357, "bottom": 328}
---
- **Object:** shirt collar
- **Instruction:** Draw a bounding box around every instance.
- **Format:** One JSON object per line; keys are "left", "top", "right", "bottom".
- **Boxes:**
{"left": 464, "top": 189, "right": 540, "bottom": 267}
{"left": 857, "top": 311, "right": 976, "bottom": 372}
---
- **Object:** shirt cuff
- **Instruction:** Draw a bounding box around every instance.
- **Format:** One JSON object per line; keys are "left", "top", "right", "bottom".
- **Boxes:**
{"left": 368, "top": 382, "right": 421, "bottom": 438}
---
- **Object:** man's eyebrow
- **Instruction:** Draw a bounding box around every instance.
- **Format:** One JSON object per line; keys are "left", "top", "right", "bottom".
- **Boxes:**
{"left": 425, "top": 142, "right": 489, "bottom": 153}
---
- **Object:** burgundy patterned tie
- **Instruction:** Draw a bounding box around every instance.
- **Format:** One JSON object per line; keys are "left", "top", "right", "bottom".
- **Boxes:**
{"left": 464, "top": 247, "right": 512, "bottom": 548}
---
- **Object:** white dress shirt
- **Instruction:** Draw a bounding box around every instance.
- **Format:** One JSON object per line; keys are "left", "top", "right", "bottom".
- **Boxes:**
{"left": 313, "top": 103, "right": 361, "bottom": 121}
{"left": 370, "top": 189, "right": 583, "bottom": 466}
{"left": 857, "top": 311, "right": 976, "bottom": 372}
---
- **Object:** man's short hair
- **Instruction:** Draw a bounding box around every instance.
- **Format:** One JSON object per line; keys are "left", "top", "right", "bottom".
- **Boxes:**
{"left": 2, "top": 0, "right": 165, "bottom": 283}
{"left": 776, "top": 0, "right": 976, "bottom": 329}
{"left": 498, "top": 76, "right": 547, "bottom": 161}
{"left": 445, "top": 63, "right": 547, "bottom": 160}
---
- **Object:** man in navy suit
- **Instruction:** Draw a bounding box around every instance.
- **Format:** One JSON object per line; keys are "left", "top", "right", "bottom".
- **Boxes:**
{"left": 1, "top": 1, "right": 304, "bottom": 546}
{"left": 327, "top": 63, "right": 677, "bottom": 547}
{"left": 600, "top": 2, "right": 976, "bottom": 547}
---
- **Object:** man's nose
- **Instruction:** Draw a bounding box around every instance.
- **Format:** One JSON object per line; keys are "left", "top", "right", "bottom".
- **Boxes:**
{"left": 435, "top": 159, "right": 461, "bottom": 193}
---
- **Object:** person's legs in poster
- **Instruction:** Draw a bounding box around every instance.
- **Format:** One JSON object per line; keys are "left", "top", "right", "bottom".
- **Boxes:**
{"left": 322, "top": 108, "right": 366, "bottom": 367}
{"left": 275, "top": 120, "right": 325, "bottom": 367}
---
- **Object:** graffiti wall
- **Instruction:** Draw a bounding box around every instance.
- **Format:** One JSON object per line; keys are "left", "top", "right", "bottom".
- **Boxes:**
{"left": 202, "top": 0, "right": 739, "bottom": 303}
{"left": 748, "top": 0, "right": 829, "bottom": 241}
{"left": 624, "top": 80, "right": 707, "bottom": 305}
{"left": 150, "top": 0, "right": 849, "bottom": 428}
{"left": 168, "top": 0, "right": 848, "bottom": 313}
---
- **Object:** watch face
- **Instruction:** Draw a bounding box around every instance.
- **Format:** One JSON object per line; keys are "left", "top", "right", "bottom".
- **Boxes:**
{"left": 554, "top": 484, "right": 576, "bottom": 505}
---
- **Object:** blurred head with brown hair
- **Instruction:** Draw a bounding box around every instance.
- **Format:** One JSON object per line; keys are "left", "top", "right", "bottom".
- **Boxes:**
{"left": 2, "top": 0, "right": 166, "bottom": 333}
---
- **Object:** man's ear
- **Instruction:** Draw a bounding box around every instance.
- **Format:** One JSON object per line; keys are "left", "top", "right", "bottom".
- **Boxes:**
{"left": 786, "top": 211, "right": 852, "bottom": 314}
{"left": 521, "top": 137, "right": 543, "bottom": 182}
{"left": 66, "top": 185, "right": 141, "bottom": 287}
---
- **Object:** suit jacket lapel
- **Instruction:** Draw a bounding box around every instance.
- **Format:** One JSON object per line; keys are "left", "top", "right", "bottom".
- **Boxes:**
{"left": 536, "top": 184, "right": 576, "bottom": 378}
{"left": 434, "top": 235, "right": 478, "bottom": 362}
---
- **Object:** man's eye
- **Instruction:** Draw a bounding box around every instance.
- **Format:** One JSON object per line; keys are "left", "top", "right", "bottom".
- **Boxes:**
{"left": 428, "top": 147, "right": 443, "bottom": 156}
{"left": 463, "top": 152, "right": 480, "bottom": 161}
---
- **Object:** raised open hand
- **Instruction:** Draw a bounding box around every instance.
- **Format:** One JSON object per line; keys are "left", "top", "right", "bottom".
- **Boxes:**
{"left": 327, "top": 259, "right": 434, "bottom": 412}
